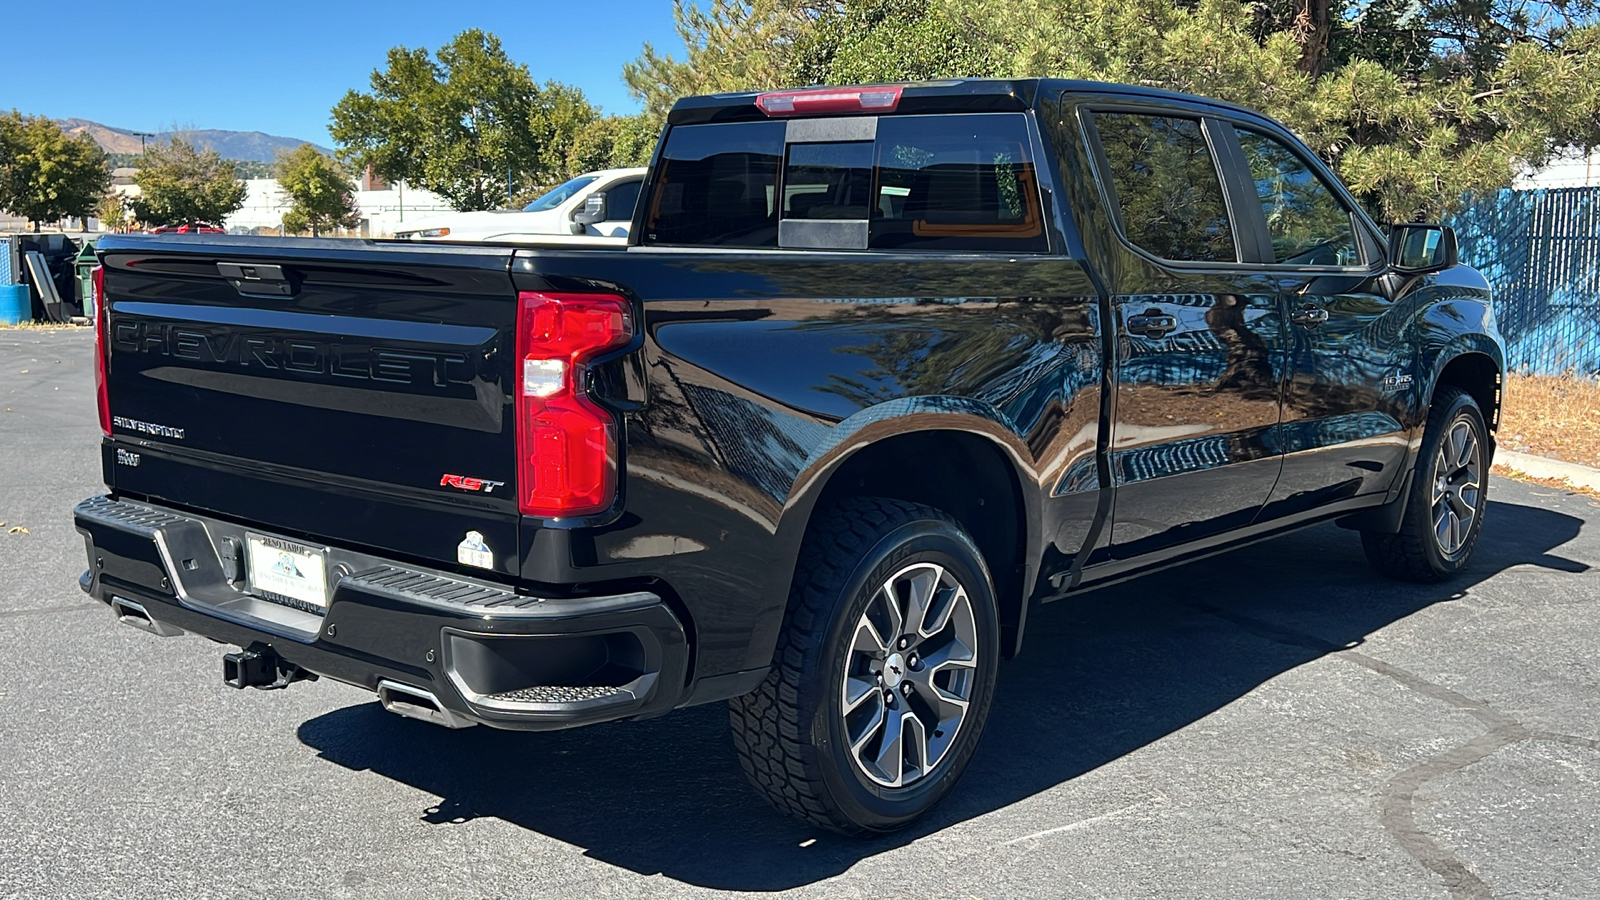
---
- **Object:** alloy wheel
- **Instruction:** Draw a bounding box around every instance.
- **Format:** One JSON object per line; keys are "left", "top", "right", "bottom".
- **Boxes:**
{"left": 840, "top": 562, "right": 979, "bottom": 788}
{"left": 1431, "top": 417, "right": 1483, "bottom": 557}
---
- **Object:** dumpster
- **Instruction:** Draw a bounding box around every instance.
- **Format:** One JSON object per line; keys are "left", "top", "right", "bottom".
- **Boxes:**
{"left": 0, "top": 235, "right": 18, "bottom": 286}
{"left": 74, "top": 241, "right": 98, "bottom": 320}
{"left": 0, "top": 284, "right": 29, "bottom": 326}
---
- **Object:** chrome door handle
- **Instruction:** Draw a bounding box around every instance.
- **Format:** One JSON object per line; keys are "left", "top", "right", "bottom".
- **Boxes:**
{"left": 1126, "top": 310, "right": 1178, "bottom": 338}
{"left": 1290, "top": 304, "right": 1329, "bottom": 327}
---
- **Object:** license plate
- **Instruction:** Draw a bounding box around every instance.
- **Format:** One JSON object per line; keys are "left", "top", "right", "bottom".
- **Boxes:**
{"left": 246, "top": 534, "right": 329, "bottom": 611}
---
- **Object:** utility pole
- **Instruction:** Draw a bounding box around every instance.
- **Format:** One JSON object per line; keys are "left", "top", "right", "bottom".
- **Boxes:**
{"left": 132, "top": 131, "right": 155, "bottom": 156}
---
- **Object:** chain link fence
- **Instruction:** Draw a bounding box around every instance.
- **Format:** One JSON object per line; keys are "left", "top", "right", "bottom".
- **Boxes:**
{"left": 1448, "top": 188, "right": 1600, "bottom": 375}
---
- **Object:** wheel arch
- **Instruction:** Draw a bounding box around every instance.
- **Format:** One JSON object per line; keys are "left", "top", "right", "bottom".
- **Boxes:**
{"left": 1345, "top": 337, "right": 1504, "bottom": 536}
{"left": 1408, "top": 285, "right": 1504, "bottom": 435}
{"left": 765, "top": 407, "right": 1043, "bottom": 665}
{"left": 1430, "top": 349, "right": 1503, "bottom": 434}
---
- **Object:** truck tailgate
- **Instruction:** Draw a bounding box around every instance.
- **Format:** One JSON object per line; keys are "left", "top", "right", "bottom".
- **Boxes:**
{"left": 98, "top": 236, "right": 522, "bottom": 577}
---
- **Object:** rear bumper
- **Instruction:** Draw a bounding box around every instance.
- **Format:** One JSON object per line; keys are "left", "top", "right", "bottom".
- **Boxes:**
{"left": 73, "top": 495, "right": 689, "bottom": 731}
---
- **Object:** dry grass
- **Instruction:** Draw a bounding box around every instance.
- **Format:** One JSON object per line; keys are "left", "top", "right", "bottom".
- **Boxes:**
{"left": 1498, "top": 373, "right": 1600, "bottom": 468}
{"left": 1491, "top": 465, "right": 1600, "bottom": 500}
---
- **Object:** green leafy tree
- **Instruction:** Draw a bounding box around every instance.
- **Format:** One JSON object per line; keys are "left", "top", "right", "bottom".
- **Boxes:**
{"left": 331, "top": 29, "right": 598, "bottom": 211}
{"left": 130, "top": 136, "right": 247, "bottom": 227}
{"left": 96, "top": 192, "right": 129, "bottom": 232}
{"left": 0, "top": 111, "right": 111, "bottom": 231}
{"left": 533, "top": 81, "right": 602, "bottom": 181}
{"left": 273, "top": 144, "right": 360, "bottom": 236}
{"left": 566, "top": 115, "right": 660, "bottom": 172}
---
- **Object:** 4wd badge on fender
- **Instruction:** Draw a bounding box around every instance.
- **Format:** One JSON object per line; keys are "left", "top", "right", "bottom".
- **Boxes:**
{"left": 1382, "top": 372, "right": 1414, "bottom": 393}
{"left": 440, "top": 474, "right": 505, "bottom": 494}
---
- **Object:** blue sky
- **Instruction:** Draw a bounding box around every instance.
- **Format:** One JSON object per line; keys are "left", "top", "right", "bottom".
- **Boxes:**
{"left": 1, "top": 0, "right": 684, "bottom": 144}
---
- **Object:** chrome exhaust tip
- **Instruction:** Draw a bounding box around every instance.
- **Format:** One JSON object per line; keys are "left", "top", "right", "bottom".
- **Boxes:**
{"left": 376, "top": 680, "right": 475, "bottom": 729}
{"left": 110, "top": 596, "right": 183, "bottom": 638}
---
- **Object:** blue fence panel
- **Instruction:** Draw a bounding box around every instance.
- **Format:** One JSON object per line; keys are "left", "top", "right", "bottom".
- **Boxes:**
{"left": 1447, "top": 188, "right": 1600, "bottom": 375}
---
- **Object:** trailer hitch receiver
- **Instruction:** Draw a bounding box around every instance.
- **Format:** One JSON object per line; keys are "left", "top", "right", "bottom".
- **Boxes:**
{"left": 223, "top": 646, "right": 316, "bottom": 690}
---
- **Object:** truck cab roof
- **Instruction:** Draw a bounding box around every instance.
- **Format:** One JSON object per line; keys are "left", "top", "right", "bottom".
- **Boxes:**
{"left": 666, "top": 78, "right": 1281, "bottom": 127}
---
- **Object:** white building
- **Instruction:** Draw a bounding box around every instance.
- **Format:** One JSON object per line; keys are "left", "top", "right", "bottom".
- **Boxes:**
{"left": 1517, "top": 149, "right": 1600, "bottom": 190}
{"left": 225, "top": 177, "right": 453, "bottom": 237}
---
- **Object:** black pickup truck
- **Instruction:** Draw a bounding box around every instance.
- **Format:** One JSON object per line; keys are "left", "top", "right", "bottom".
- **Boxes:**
{"left": 75, "top": 79, "right": 1503, "bottom": 833}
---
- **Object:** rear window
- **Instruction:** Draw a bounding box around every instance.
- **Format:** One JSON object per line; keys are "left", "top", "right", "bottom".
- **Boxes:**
{"left": 871, "top": 114, "right": 1046, "bottom": 252}
{"left": 783, "top": 141, "right": 874, "bottom": 221}
{"left": 643, "top": 121, "right": 785, "bottom": 247}
{"left": 642, "top": 113, "right": 1047, "bottom": 253}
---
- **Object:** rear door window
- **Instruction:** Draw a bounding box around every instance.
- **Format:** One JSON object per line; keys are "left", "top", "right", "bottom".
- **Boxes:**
{"left": 603, "top": 179, "right": 644, "bottom": 224}
{"left": 1091, "top": 113, "right": 1238, "bottom": 263}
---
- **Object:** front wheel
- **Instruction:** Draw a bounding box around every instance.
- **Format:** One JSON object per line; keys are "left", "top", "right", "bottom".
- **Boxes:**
{"left": 1362, "top": 387, "right": 1490, "bottom": 582}
{"left": 729, "top": 498, "right": 1000, "bottom": 834}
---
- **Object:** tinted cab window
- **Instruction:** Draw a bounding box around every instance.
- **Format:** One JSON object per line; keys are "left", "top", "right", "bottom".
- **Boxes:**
{"left": 783, "top": 142, "right": 874, "bottom": 221}
{"left": 872, "top": 114, "right": 1046, "bottom": 252}
{"left": 1091, "top": 112, "right": 1237, "bottom": 263}
{"left": 644, "top": 121, "right": 785, "bottom": 247}
{"left": 604, "top": 179, "right": 644, "bottom": 224}
{"left": 643, "top": 113, "right": 1047, "bottom": 253}
{"left": 1235, "top": 129, "right": 1362, "bottom": 266}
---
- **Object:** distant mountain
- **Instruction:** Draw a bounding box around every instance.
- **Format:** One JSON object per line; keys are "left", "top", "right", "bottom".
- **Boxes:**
{"left": 57, "top": 119, "right": 332, "bottom": 162}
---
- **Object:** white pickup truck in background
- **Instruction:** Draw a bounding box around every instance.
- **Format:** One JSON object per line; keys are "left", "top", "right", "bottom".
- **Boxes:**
{"left": 392, "top": 167, "right": 647, "bottom": 243}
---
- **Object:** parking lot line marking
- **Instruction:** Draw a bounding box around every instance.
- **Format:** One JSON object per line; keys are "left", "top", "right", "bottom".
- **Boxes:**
{"left": 0, "top": 602, "right": 101, "bottom": 618}
{"left": 999, "top": 796, "right": 1159, "bottom": 846}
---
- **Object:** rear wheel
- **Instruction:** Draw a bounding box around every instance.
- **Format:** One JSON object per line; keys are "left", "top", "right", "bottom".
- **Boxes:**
{"left": 729, "top": 498, "right": 1000, "bottom": 834}
{"left": 1362, "top": 387, "right": 1490, "bottom": 582}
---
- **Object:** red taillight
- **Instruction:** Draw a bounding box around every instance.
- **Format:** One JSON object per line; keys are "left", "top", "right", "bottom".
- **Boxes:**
{"left": 755, "top": 85, "right": 904, "bottom": 117}
{"left": 93, "top": 265, "right": 110, "bottom": 437}
{"left": 514, "top": 292, "right": 632, "bottom": 518}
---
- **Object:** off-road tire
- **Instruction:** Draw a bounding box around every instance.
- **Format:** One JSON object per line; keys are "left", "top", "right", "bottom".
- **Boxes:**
{"left": 728, "top": 497, "right": 1000, "bottom": 834}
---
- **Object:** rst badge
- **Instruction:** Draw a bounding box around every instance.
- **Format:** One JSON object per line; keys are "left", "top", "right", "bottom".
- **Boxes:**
{"left": 440, "top": 474, "right": 505, "bottom": 494}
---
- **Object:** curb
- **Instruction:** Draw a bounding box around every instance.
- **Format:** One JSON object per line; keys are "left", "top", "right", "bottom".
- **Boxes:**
{"left": 1494, "top": 448, "right": 1600, "bottom": 492}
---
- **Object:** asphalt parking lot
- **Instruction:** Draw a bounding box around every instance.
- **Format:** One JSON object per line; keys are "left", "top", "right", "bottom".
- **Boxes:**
{"left": 2, "top": 327, "right": 1597, "bottom": 900}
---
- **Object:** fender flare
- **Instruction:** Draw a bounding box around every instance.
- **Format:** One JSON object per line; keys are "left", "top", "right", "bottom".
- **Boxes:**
{"left": 742, "top": 397, "right": 1045, "bottom": 670}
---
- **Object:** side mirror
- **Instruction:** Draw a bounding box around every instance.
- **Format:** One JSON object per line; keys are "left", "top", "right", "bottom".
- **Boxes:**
{"left": 1388, "top": 223, "right": 1458, "bottom": 273}
{"left": 572, "top": 192, "right": 606, "bottom": 227}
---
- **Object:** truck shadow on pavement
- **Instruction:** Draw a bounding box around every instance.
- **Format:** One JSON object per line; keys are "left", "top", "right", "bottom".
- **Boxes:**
{"left": 297, "top": 493, "right": 1588, "bottom": 891}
